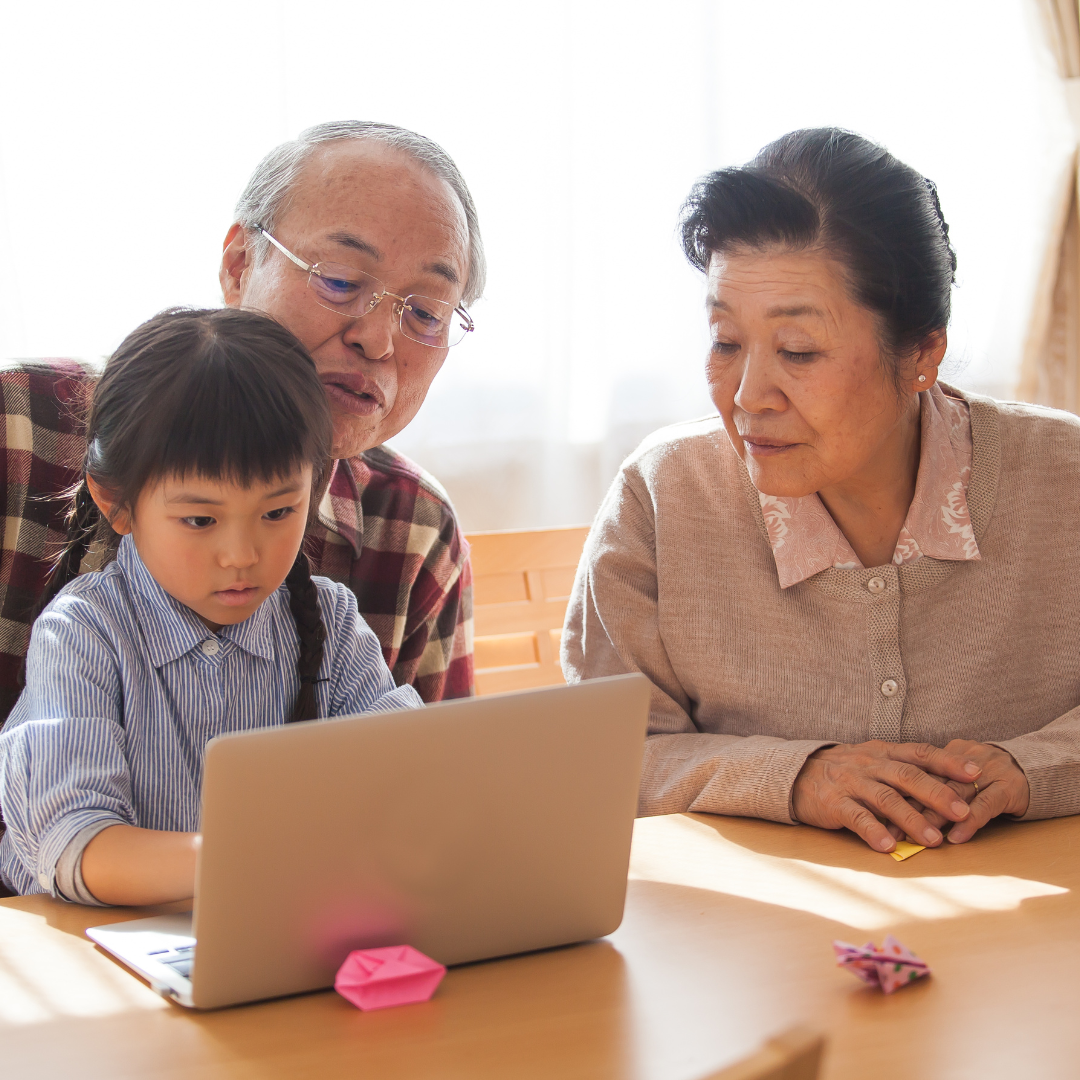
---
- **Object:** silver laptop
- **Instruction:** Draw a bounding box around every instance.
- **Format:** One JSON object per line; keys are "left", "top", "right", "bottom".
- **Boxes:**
{"left": 87, "top": 673, "right": 649, "bottom": 1009}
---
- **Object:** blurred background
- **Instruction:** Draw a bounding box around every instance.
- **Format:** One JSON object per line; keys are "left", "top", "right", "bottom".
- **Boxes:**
{"left": 0, "top": 1, "right": 1071, "bottom": 529}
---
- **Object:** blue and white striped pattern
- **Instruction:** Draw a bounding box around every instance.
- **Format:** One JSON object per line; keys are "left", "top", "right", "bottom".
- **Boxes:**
{"left": 0, "top": 535, "right": 422, "bottom": 896}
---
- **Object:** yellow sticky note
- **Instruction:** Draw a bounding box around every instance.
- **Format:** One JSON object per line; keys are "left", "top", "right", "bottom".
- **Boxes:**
{"left": 889, "top": 841, "right": 926, "bottom": 862}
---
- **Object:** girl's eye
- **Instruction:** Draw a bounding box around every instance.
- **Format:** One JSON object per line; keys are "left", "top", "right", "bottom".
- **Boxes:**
{"left": 264, "top": 506, "right": 296, "bottom": 522}
{"left": 181, "top": 516, "right": 215, "bottom": 529}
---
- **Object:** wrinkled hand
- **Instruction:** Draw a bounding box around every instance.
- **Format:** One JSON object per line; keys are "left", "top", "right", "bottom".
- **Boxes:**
{"left": 792, "top": 740, "right": 983, "bottom": 852}
{"left": 885, "top": 740, "right": 1030, "bottom": 845}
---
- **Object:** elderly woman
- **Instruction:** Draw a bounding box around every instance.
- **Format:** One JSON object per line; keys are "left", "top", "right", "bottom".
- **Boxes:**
{"left": 563, "top": 128, "right": 1080, "bottom": 855}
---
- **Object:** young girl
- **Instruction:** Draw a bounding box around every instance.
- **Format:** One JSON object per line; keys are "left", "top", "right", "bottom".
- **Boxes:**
{"left": 0, "top": 308, "right": 421, "bottom": 906}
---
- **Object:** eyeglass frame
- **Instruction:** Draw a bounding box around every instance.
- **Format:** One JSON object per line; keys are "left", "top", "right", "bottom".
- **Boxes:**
{"left": 256, "top": 227, "right": 475, "bottom": 349}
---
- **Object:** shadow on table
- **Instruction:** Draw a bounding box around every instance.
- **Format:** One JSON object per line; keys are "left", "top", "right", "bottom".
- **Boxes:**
{"left": 2, "top": 903, "right": 634, "bottom": 1080}
{"left": 683, "top": 813, "right": 1031, "bottom": 874}
{"left": 186, "top": 938, "right": 634, "bottom": 1080}
{"left": 630, "top": 814, "right": 1071, "bottom": 932}
{"left": 0, "top": 893, "right": 193, "bottom": 939}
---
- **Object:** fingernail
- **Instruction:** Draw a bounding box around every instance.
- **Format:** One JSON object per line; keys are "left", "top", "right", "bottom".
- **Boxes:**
{"left": 964, "top": 762, "right": 981, "bottom": 777}
{"left": 879, "top": 837, "right": 895, "bottom": 851}
{"left": 924, "top": 828, "right": 941, "bottom": 844}
{"left": 951, "top": 801, "right": 969, "bottom": 817}
{"left": 948, "top": 831, "right": 965, "bottom": 844}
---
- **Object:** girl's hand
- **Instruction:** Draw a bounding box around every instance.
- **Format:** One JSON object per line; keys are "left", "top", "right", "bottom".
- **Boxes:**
{"left": 81, "top": 825, "right": 201, "bottom": 906}
{"left": 791, "top": 740, "right": 982, "bottom": 852}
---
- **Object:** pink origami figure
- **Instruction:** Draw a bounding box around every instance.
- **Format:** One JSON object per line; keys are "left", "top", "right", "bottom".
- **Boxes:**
{"left": 335, "top": 945, "right": 446, "bottom": 1010}
{"left": 833, "top": 934, "right": 930, "bottom": 994}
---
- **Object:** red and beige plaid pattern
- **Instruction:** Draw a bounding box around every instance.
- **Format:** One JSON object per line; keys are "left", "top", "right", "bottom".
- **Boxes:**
{"left": 306, "top": 450, "right": 473, "bottom": 703}
{"left": 0, "top": 359, "right": 474, "bottom": 719}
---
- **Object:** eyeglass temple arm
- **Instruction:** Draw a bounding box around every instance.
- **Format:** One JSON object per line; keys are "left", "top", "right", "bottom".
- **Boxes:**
{"left": 258, "top": 228, "right": 313, "bottom": 273}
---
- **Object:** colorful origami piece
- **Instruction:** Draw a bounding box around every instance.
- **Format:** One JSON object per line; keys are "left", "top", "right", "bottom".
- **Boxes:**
{"left": 833, "top": 935, "right": 930, "bottom": 994}
{"left": 334, "top": 945, "right": 446, "bottom": 1011}
{"left": 889, "top": 840, "right": 925, "bottom": 862}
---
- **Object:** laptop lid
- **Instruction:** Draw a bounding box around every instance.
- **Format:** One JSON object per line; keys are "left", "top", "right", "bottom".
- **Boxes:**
{"left": 186, "top": 673, "right": 649, "bottom": 1008}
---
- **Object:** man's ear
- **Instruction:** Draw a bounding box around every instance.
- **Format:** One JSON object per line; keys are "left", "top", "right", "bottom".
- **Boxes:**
{"left": 85, "top": 475, "right": 133, "bottom": 536}
{"left": 220, "top": 222, "right": 250, "bottom": 308}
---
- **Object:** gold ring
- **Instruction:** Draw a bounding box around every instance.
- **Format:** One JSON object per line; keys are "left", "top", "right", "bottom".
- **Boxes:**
{"left": 972, "top": 780, "right": 980, "bottom": 796}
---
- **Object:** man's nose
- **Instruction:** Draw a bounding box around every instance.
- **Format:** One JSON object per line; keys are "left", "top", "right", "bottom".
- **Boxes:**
{"left": 734, "top": 345, "right": 786, "bottom": 414}
{"left": 341, "top": 298, "right": 396, "bottom": 361}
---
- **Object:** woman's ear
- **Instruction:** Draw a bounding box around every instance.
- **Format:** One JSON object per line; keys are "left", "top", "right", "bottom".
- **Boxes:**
{"left": 85, "top": 475, "right": 132, "bottom": 535}
{"left": 911, "top": 328, "right": 947, "bottom": 391}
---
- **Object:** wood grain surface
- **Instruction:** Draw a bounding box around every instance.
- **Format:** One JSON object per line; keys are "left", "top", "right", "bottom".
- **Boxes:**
{"left": 1, "top": 812, "right": 1077, "bottom": 1079}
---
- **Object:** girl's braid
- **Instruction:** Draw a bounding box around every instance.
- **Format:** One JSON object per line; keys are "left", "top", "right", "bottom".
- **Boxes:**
{"left": 39, "top": 480, "right": 100, "bottom": 614}
{"left": 285, "top": 549, "right": 327, "bottom": 723}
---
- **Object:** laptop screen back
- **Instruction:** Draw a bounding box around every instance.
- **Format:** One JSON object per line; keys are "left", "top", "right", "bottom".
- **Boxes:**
{"left": 189, "top": 674, "right": 650, "bottom": 1008}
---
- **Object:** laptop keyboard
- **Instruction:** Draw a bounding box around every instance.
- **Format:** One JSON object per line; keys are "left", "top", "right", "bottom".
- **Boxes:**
{"left": 147, "top": 943, "right": 195, "bottom": 979}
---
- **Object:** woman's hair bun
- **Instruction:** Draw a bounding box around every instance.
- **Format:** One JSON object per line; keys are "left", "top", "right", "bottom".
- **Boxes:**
{"left": 679, "top": 127, "right": 957, "bottom": 359}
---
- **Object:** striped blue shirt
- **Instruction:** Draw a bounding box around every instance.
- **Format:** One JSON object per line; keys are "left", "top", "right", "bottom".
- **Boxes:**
{"left": 0, "top": 535, "right": 422, "bottom": 897}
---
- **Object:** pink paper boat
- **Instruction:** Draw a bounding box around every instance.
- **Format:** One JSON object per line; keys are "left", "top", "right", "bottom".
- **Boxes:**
{"left": 335, "top": 945, "right": 446, "bottom": 1010}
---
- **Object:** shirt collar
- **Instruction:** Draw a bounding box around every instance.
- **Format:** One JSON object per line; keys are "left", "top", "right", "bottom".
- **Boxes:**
{"left": 901, "top": 385, "right": 981, "bottom": 564}
{"left": 757, "top": 384, "right": 981, "bottom": 589}
{"left": 117, "top": 536, "right": 277, "bottom": 666}
{"left": 317, "top": 457, "right": 368, "bottom": 558}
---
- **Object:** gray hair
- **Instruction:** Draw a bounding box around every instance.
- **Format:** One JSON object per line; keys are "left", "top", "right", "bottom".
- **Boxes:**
{"left": 234, "top": 120, "right": 486, "bottom": 304}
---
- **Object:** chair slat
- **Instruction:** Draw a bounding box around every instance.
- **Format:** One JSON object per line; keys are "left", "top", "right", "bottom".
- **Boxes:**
{"left": 467, "top": 526, "right": 589, "bottom": 696}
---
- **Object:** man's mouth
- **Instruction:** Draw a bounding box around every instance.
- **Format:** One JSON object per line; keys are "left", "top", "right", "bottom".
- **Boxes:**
{"left": 321, "top": 373, "right": 386, "bottom": 418}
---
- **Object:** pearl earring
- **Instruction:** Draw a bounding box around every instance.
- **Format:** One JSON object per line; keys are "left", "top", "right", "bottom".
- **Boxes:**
{"left": 918, "top": 375, "right": 927, "bottom": 383}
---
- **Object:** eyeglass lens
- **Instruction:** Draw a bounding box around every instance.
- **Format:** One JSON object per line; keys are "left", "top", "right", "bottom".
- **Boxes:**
{"left": 306, "top": 263, "right": 471, "bottom": 348}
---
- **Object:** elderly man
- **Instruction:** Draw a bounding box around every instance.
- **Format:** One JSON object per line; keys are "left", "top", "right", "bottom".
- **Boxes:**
{"left": 0, "top": 121, "right": 481, "bottom": 718}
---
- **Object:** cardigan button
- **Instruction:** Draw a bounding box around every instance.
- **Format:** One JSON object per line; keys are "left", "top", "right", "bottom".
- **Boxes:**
{"left": 867, "top": 577, "right": 886, "bottom": 594}
{"left": 880, "top": 679, "right": 899, "bottom": 697}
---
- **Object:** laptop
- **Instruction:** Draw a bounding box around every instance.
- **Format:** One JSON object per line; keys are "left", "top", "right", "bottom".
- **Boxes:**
{"left": 87, "top": 673, "right": 650, "bottom": 1009}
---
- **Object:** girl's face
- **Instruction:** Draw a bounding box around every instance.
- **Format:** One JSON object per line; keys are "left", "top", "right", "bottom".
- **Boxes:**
{"left": 97, "top": 465, "right": 313, "bottom": 631}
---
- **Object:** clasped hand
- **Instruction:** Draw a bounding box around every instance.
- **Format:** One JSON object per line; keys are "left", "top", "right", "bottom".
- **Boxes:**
{"left": 791, "top": 739, "right": 1030, "bottom": 852}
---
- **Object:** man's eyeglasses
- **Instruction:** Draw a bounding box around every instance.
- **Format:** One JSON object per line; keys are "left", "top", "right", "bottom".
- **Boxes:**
{"left": 257, "top": 228, "right": 475, "bottom": 349}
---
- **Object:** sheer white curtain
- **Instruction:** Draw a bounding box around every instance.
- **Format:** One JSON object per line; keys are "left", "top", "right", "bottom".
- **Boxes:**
{"left": 0, "top": 0, "right": 1069, "bottom": 530}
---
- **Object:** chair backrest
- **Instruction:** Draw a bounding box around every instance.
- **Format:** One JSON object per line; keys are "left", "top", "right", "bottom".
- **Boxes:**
{"left": 698, "top": 1027, "right": 825, "bottom": 1080}
{"left": 466, "top": 526, "right": 590, "bottom": 696}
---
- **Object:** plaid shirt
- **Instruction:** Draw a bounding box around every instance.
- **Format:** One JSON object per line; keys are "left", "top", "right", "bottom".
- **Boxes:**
{"left": 0, "top": 359, "right": 473, "bottom": 720}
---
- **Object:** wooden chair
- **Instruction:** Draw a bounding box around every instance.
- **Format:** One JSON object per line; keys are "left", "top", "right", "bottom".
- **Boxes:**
{"left": 466, "top": 525, "right": 590, "bottom": 696}
{"left": 699, "top": 1027, "right": 825, "bottom": 1080}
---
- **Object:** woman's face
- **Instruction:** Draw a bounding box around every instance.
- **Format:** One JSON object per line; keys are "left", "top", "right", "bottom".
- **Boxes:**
{"left": 705, "top": 246, "right": 919, "bottom": 498}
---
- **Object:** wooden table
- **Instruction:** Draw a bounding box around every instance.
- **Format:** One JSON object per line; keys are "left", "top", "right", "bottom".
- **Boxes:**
{"left": 2, "top": 812, "right": 1078, "bottom": 1079}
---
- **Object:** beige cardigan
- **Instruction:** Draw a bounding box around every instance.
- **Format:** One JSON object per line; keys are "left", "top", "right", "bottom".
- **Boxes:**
{"left": 562, "top": 391, "right": 1080, "bottom": 823}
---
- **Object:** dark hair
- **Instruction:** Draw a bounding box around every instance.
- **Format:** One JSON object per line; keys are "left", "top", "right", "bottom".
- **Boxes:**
{"left": 679, "top": 128, "right": 956, "bottom": 378}
{"left": 40, "top": 307, "right": 334, "bottom": 723}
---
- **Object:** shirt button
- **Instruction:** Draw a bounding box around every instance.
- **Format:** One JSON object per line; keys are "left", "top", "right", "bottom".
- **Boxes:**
{"left": 880, "top": 679, "right": 899, "bottom": 697}
{"left": 201, "top": 638, "right": 221, "bottom": 656}
{"left": 867, "top": 577, "right": 886, "bottom": 594}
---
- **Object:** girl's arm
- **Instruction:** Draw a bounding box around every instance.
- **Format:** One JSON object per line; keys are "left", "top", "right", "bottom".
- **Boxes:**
{"left": 0, "top": 595, "right": 195, "bottom": 904}
{"left": 320, "top": 581, "right": 425, "bottom": 716}
{"left": 80, "top": 826, "right": 201, "bottom": 906}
